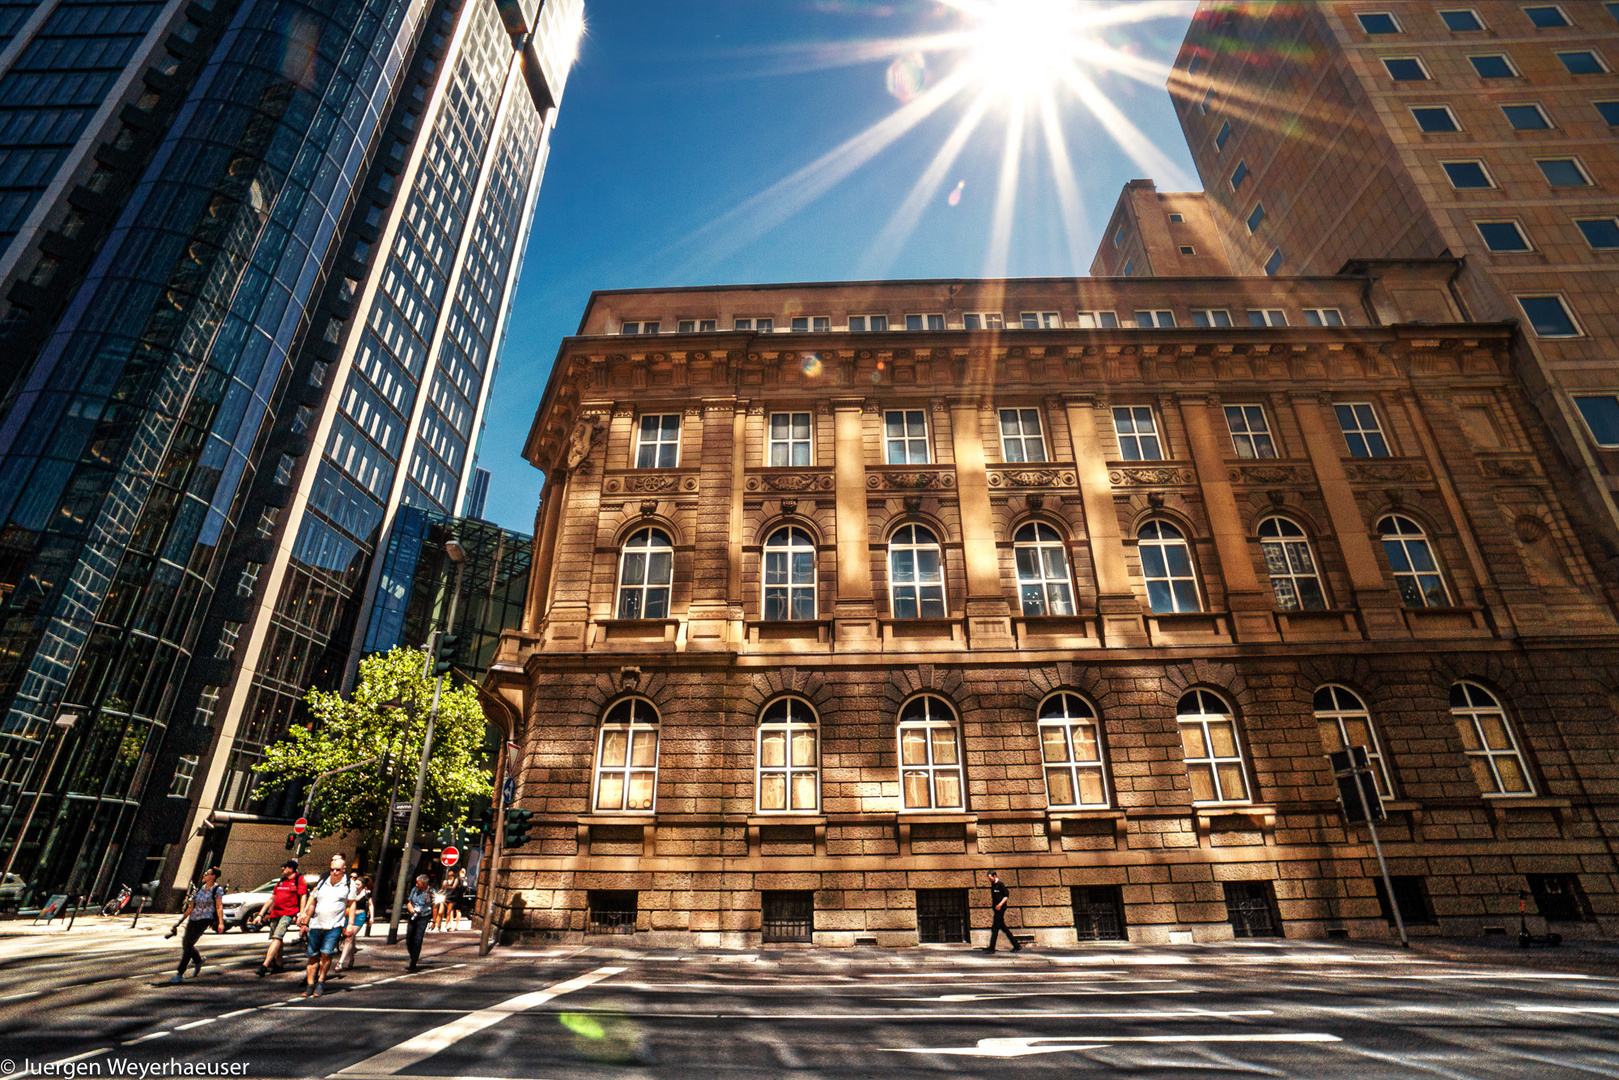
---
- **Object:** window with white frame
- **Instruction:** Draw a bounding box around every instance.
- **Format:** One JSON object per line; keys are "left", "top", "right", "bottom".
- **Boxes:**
{"left": 1138, "top": 521, "right": 1200, "bottom": 613}
{"left": 1382, "top": 56, "right": 1429, "bottom": 81}
{"left": 1014, "top": 523, "right": 1074, "bottom": 616}
{"left": 1178, "top": 690, "right": 1249, "bottom": 803}
{"left": 1557, "top": 50, "right": 1607, "bottom": 75}
{"left": 1517, "top": 294, "right": 1581, "bottom": 337}
{"left": 1039, "top": 693, "right": 1108, "bottom": 807}
{"left": 1502, "top": 102, "right": 1551, "bottom": 129}
{"left": 757, "top": 697, "right": 818, "bottom": 812}
{"left": 1411, "top": 105, "right": 1460, "bottom": 132}
{"left": 905, "top": 313, "right": 946, "bottom": 330}
{"left": 1442, "top": 160, "right": 1494, "bottom": 188}
{"left": 790, "top": 316, "right": 831, "bottom": 332}
{"left": 1335, "top": 402, "right": 1390, "bottom": 457}
{"left": 1476, "top": 220, "right": 1531, "bottom": 252}
{"left": 1440, "top": 8, "right": 1485, "bottom": 31}
{"left": 635, "top": 414, "right": 681, "bottom": 468}
{"left": 849, "top": 314, "right": 889, "bottom": 332}
{"left": 763, "top": 526, "right": 816, "bottom": 621}
{"left": 1575, "top": 218, "right": 1619, "bottom": 250}
{"left": 1574, "top": 395, "right": 1619, "bottom": 447}
{"left": 1248, "top": 309, "right": 1287, "bottom": 327}
{"left": 620, "top": 321, "right": 659, "bottom": 335}
{"left": 677, "top": 318, "right": 716, "bottom": 333}
{"left": 171, "top": 755, "right": 200, "bottom": 798}
{"left": 1314, "top": 685, "right": 1393, "bottom": 797}
{"left": 1259, "top": 518, "right": 1327, "bottom": 611}
{"left": 963, "top": 312, "right": 1005, "bottom": 330}
{"left": 884, "top": 409, "right": 930, "bottom": 464}
{"left": 998, "top": 408, "right": 1048, "bottom": 462}
{"left": 898, "top": 696, "right": 963, "bottom": 810}
{"left": 1076, "top": 310, "right": 1120, "bottom": 328}
{"left": 1113, "top": 406, "right": 1164, "bottom": 461}
{"left": 1020, "top": 311, "right": 1062, "bottom": 329}
{"left": 1468, "top": 53, "right": 1518, "bottom": 78}
{"left": 617, "top": 528, "right": 674, "bottom": 619}
{"left": 1135, "top": 310, "right": 1176, "bottom": 328}
{"left": 1378, "top": 515, "right": 1450, "bottom": 607}
{"left": 1451, "top": 681, "right": 1533, "bottom": 796}
{"left": 1304, "top": 308, "right": 1345, "bottom": 327}
{"left": 595, "top": 698, "right": 660, "bottom": 811}
{"left": 768, "top": 411, "right": 812, "bottom": 467}
{"left": 1264, "top": 249, "right": 1285, "bottom": 276}
{"left": 1524, "top": 5, "right": 1570, "bottom": 28}
{"left": 734, "top": 317, "right": 774, "bottom": 332}
{"left": 1192, "top": 309, "right": 1233, "bottom": 327}
{"left": 1537, "top": 158, "right": 1591, "bottom": 187}
{"left": 889, "top": 525, "right": 946, "bottom": 618}
{"left": 1357, "top": 11, "right": 1401, "bottom": 33}
{"left": 1224, "top": 404, "right": 1277, "bottom": 459}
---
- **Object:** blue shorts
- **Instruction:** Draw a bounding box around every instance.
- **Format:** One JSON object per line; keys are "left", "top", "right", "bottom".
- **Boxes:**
{"left": 350, "top": 911, "right": 368, "bottom": 930}
{"left": 306, "top": 925, "right": 344, "bottom": 957}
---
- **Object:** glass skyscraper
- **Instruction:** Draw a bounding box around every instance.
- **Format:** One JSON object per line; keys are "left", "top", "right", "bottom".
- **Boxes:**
{"left": 0, "top": 0, "right": 580, "bottom": 903}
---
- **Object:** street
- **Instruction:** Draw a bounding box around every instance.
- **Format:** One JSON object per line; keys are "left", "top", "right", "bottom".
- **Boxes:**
{"left": 8, "top": 923, "right": 1619, "bottom": 1077}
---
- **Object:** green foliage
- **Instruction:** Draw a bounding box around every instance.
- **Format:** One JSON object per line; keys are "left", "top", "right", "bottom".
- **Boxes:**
{"left": 252, "top": 647, "right": 490, "bottom": 838}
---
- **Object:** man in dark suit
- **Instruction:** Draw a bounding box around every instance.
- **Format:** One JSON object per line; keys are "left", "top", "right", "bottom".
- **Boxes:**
{"left": 983, "top": 870, "right": 1021, "bottom": 953}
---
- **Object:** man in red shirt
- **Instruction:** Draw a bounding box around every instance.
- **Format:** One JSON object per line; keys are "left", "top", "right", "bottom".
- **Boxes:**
{"left": 254, "top": 860, "right": 307, "bottom": 976}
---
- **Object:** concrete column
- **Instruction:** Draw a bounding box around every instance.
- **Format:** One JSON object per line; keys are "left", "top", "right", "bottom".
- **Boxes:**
{"left": 1063, "top": 395, "right": 1147, "bottom": 646}
{"left": 832, "top": 397, "right": 876, "bottom": 643}
{"left": 949, "top": 398, "right": 1013, "bottom": 645}
{"left": 1175, "top": 393, "right": 1280, "bottom": 642}
{"left": 687, "top": 399, "right": 739, "bottom": 650}
{"left": 521, "top": 470, "right": 566, "bottom": 632}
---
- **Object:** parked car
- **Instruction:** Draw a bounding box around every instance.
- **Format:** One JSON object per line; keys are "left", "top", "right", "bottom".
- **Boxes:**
{"left": 220, "top": 873, "right": 320, "bottom": 931}
{"left": 0, "top": 873, "right": 26, "bottom": 911}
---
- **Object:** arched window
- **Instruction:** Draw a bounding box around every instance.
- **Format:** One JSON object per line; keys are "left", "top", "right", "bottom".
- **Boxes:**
{"left": 595, "top": 698, "right": 659, "bottom": 812}
{"left": 1314, "top": 685, "right": 1392, "bottom": 797}
{"left": 898, "top": 696, "right": 962, "bottom": 810}
{"left": 617, "top": 528, "right": 673, "bottom": 619}
{"left": 889, "top": 525, "right": 946, "bottom": 619}
{"left": 1451, "top": 681, "right": 1533, "bottom": 797}
{"left": 1378, "top": 515, "right": 1450, "bottom": 608}
{"left": 757, "top": 697, "right": 818, "bottom": 812}
{"left": 1259, "top": 518, "right": 1326, "bottom": 611}
{"left": 1014, "top": 523, "right": 1074, "bottom": 616}
{"left": 1177, "top": 690, "right": 1248, "bottom": 804}
{"left": 762, "top": 527, "right": 817, "bottom": 620}
{"left": 1039, "top": 693, "right": 1107, "bottom": 807}
{"left": 1139, "top": 521, "right": 1200, "bottom": 613}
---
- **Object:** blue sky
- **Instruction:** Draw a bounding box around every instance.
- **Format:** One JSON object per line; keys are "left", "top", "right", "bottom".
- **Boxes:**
{"left": 478, "top": 0, "right": 1201, "bottom": 534}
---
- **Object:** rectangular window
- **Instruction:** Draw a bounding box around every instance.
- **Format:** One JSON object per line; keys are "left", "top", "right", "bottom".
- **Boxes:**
{"left": 1168, "top": 213, "right": 1185, "bottom": 223}
{"left": 1215, "top": 119, "right": 1232, "bottom": 149}
{"left": 1574, "top": 396, "right": 1619, "bottom": 446}
{"left": 1527, "top": 874, "right": 1591, "bottom": 922}
{"left": 1191, "top": 309, "right": 1233, "bottom": 327}
{"left": 1224, "top": 882, "right": 1282, "bottom": 938}
{"left": 1442, "top": 160, "right": 1493, "bottom": 188}
{"left": 1537, "top": 158, "right": 1590, "bottom": 186}
{"left": 1246, "top": 203, "right": 1266, "bottom": 231}
{"left": 1304, "top": 308, "right": 1345, "bottom": 327}
{"left": 1179, "top": 245, "right": 1196, "bottom": 255}
{"left": 1122, "top": 259, "right": 1134, "bottom": 276}
{"left": 586, "top": 891, "right": 638, "bottom": 935}
{"left": 1225, "top": 404, "right": 1277, "bottom": 459}
{"left": 621, "top": 321, "right": 658, "bottom": 335}
{"left": 848, "top": 314, "right": 888, "bottom": 332}
{"left": 1020, "top": 311, "right": 1062, "bottom": 329}
{"left": 1517, "top": 294, "right": 1580, "bottom": 337}
{"left": 1357, "top": 11, "right": 1401, "bottom": 33}
{"left": 1524, "top": 5, "right": 1570, "bottom": 27}
{"left": 171, "top": 755, "right": 200, "bottom": 798}
{"left": 1468, "top": 54, "right": 1517, "bottom": 78}
{"left": 1335, "top": 403, "right": 1391, "bottom": 457}
{"left": 1382, "top": 57, "right": 1429, "bottom": 81}
{"left": 1134, "top": 310, "right": 1176, "bottom": 328}
{"left": 1264, "top": 248, "right": 1284, "bottom": 276}
{"left": 915, "top": 889, "right": 969, "bottom": 943}
{"left": 1071, "top": 886, "right": 1127, "bottom": 941}
{"left": 884, "top": 409, "right": 930, "bottom": 464}
{"left": 1248, "top": 309, "right": 1287, "bottom": 327}
{"left": 1608, "top": 1, "right": 1619, "bottom": 21}
{"left": 761, "top": 891, "right": 814, "bottom": 943}
{"left": 1575, "top": 218, "right": 1619, "bottom": 249}
{"left": 1373, "top": 876, "right": 1437, "bottom": 926}
{"left": 963, "top": 312, "right": 1005, "bottom": 329}
{"left": 790, "top": 316, "right": 830, "bottom": 332}
{"left": 1230, "top": 159, "right": 1248, "bottom": 190}
{"left": 768, "top": 412, "right": 813, "bottom": 467}
{"left": 1440, "top": 8, "right": 1485, "bottom": 30}
{"left": 1502, "top": 103, "right": 1551, "bottom": 129}
{"left": 1200, "top": 86, "right": 1214, "bottom": 114}
{"left": 1113, "top": 406, "right": 1163, "bottom": 461}
{"left": 636, "top": 414, "right": 681, "bottom": 468}
{"left": 999, "top": 408, "right": 1047, "bottom": 463}
{"left": 1076, "top": 311, "right": 1119, "bottom": 328}
{"left": 1596, "top": 100, "right": 1619, "bottom": 125}
{"left": 678, "top": 320, "right": 696, "bottom": 333}
{"left": 905, "top": 313, "right": 946, "bottom": 331}
{"left": 1113, "top": 224, "right": 1127, "bottom": 246}
{"left": 1412, "top": 105, "right": 1460, "bottom": 132}
{"left": 1475, "top": 220, "right": 1531, "bottom": 252}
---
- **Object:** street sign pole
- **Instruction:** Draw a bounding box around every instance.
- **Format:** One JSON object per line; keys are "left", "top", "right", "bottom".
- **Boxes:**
{"left": 1330, "top": 746, "right": 1407, "bottom": 949}
{"left": 1365, "top": 806, "right": 1407, "bottom": 948}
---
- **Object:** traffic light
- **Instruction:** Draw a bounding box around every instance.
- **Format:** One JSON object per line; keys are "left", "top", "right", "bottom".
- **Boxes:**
{"left": 503, "top": 807, "right": 533, "bottom": 848}
{"left": 284, "top": 832, "right": 296, "bottom": 851}
{"left": 432, "top": 632, "right": 459, "bottom": 677}
{"left": 296, "top": 833, "right": 311, "bottom": 857}
{"left": 474, "top": 806, "right": 494, "bottom": 838}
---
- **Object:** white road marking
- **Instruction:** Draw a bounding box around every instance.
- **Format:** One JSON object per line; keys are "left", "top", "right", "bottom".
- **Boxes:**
{"left": 892, "top": 988, "right": 1189, "bottom": 1002}
{"left": 122, "top": 1031, "right": 172, "bottom": 1046}
{"left": 217, "top": 1008, "right": 257, "bottom": 1020}
{"left": 891, "top": 1032, "right": 1341, "bottom": 1058}
{"left": 277, "top": 1007, "right": 469, "bottom": 1013}
{"left": 174, "top": 1017, "right": 217, "bottom": 1030}
{"left": 335, "top": 966, "right": 625, "bottom": 1076}
{"left": 0, "top": 989, "right": 44, "bottom": 1002}
{"left": 48, "top": 1047, "right": 109, "bottom": 1067}
{"left": 1518, "top": 1005, "right": 1619, "bottom": 1014}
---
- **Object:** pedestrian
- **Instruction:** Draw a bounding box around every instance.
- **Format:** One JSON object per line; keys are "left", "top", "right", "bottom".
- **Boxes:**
{"left": 297, "top": 853, "right": 355, "bottom": 997}
{"left": 452, "top": 867, "right": 472, "bottom": 928}
{"left": 170, "top": 867, "right": 224, "bottom": 984}
{"left": 253, "top": 860, "right": 307, "bottom": 977}
{"left": 982, "top": 870, "right": 1021, "bottom": 953}
{"left": 336, "top": 874, "right": 374, "bottom": 972}
{"left": 445, "top": 869, "right": 466, "bottom": 931}
{"left": 406, "top": 873, "right": 433, "bottom": 971}
{"left": 431, "top": 873, "right": 450, "bottom": 931}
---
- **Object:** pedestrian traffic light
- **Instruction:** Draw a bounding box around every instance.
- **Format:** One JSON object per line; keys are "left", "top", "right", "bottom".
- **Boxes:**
{"left": 296, "top": 833, "right": 311, "bottom": 857}
{"left": 284, "top": 832, "right": 296, "bottom": 851}
{"left": 474, "top": 806, "right": 494, "bottom": 838}
{"left": 503, "top": 807, "right": 533, "bottom": 848}
{"left": 432, "top": 631, "right": 459, "bottom": 677}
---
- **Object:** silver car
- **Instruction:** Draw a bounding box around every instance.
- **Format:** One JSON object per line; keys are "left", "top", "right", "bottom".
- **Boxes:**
{"left": 219, "top": 874, "right": 320, "bottom": 931}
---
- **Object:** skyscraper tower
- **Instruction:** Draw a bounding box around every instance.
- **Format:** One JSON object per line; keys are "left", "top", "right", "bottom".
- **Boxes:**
{"left": 0, "top": 0, "right": 581, "bottom": 902}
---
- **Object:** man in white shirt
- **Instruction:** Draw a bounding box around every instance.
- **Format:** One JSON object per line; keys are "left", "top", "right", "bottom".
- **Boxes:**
{"left": 297, "top": 852, "right": 355, "bottom": 997}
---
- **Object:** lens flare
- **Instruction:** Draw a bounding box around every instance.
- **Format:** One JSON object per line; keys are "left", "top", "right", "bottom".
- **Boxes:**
{"left": 885, "top": 51, "right": 927, "bottom": 101}
{"left": 801, "top": 354, "right": 824, "bottom": 377}
{"left": 947, "top": 179, "right": 965, "bottom": 206}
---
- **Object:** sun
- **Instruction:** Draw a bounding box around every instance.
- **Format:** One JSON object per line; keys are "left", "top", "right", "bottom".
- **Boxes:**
{"left": 959, "top": 0, "right": 1085, "bottom": 100}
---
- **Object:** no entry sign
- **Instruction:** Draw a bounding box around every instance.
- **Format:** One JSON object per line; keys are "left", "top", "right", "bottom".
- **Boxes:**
{"left": 440, "top": 846, "right": 459, "bottom": 867}
{"left": 293, "top": 818, "right": 308, "bottom": 834}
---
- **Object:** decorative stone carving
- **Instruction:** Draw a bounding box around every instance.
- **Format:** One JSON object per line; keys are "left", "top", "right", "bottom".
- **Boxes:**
{"left": 986, "top": 469, "right": 1077, "bottom": 488}
{"left": 639, "top": 499, "right": 658, "bottom": 516}
{"left": 745, "top": 473, "right": 835, "bottom": 493}
{"left": 1346, "top": 462, "right": 1431, "bottom": 483}
{"left": 903, "top": 495, "right": 923, "bottom": 513}
{"left": 1147, "top": 492, "right": 1166, "bottom": 509}
{"left": 1228, "top": 464, "right": 1304, "bottom": 485}
{"left": 1026, "top": 494, "right": 1045, "bottom": 512}
{"left": 1108, "top": 466, "right": 1193, "bottom": 486}
{"left": 779, "top": 499, "right": 798, "bottom": 516}
{"left": 867, "top": 470, "right": 956, "bottom": 491}
{"left": 566, "top": 416, "right": 604, "bottom": 472}
{"left": 621, "top": 474, "right": 678, "bottom": 493}
{"left": 1481, "top": 458, "right": 1535, "bottom": 479}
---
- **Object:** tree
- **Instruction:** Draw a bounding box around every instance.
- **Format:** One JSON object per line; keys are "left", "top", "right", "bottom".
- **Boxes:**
{"left": 253, "top": 647, "right": 489, "bottom": 840}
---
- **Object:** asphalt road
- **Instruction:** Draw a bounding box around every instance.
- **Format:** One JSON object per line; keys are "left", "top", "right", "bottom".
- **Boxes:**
{"left": 7, "top": 922, "right": 1619, "bottom": 1077}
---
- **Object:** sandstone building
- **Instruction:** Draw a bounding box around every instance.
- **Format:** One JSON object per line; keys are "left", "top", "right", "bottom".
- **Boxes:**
{"left": 482, "top": 272, "right": 1619, "bottom": 947}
